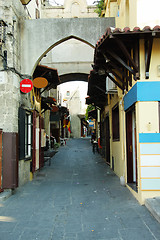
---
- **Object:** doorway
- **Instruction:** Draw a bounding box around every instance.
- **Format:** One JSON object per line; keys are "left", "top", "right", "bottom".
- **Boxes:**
{"left": 0, "top": 129, "right": 2, "bottom": 192}
{"left": 126, "top": 106, "right": 137, "bottom": 191}
{"left": 106, "top": 115, "right": 110, "bottom": 164}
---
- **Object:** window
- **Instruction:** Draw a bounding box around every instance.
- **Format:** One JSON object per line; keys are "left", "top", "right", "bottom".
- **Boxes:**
{"left": 25, "top": 114, "right": 32, "bottom": 158}
{"left": 112, "top": 104, "right": 120, "bottom": 141}
{"left": 66, "top": 91, "right": 70, "bottom": 96}
{"left": 18, "top": 107, "right": 32, "bottom": 160}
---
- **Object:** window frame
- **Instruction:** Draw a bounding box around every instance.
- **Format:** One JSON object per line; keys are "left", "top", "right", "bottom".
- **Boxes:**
{"left": 25, "top": 113, "right": 32, "bottom": 159}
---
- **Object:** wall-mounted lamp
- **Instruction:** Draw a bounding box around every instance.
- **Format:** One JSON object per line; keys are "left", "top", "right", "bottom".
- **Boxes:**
{"left": 20, "top": 0, "right": 32, "bottom": 5}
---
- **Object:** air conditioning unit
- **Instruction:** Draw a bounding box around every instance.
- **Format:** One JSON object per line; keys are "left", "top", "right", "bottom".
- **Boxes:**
{"left": 106, "top": 74, "right": 117, "bottom": 94}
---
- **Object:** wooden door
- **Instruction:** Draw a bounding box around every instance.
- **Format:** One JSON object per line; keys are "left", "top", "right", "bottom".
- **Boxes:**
{"left": 126, "top": 110, "right": 133, "bottom": 183}
{"left": 0, "top": 130, "right": 2, "bottom": 191}
{"left": 126, "top": 108, "right": 137, "bottom": 185}
{"left": 2, "top": 133, "right": 18, "bottom": 189}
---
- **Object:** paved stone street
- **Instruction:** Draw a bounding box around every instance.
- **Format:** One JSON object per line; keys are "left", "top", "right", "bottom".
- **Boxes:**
{"left": 0, "top": 138, "right": 160, "bottom": 240}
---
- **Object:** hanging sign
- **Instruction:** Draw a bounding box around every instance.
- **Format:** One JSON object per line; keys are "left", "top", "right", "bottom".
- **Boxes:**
{"left": 20, "top": 79, "right": 33, "bottom": 93}
{"left": 33, "top": 77, "right": 48, "bottom": 89}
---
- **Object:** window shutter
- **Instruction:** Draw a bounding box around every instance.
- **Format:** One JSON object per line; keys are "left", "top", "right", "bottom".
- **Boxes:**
{"left": 18, "top": 107, "right": 25, "bottom": 160}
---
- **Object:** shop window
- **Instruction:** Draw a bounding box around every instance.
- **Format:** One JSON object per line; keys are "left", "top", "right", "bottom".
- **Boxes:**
{"left": 112, "top": 104, "right": 120, "bottom": 141}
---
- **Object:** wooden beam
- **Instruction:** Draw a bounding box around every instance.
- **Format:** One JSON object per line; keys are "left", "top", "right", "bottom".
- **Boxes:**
{"left": 107, "top": 61, "right": 126, "bottom": 78}
{"left": 133, "top": 40, "right": 140, "bottom": 79}
{"left": 114, "top": 38, "right": 139, "bottom": 72}
{"left": 109, "top": 69, "right": 124, "bottom": 84}
{"left": 145, "top": 38, "right": 153, "bottom": 79}
{"left": 102, "top": 63, "right": 124, "bottom": 83}
{"left": 105, "top": 71, "right": 123, "bottom": 90}
{"left": 106, "top": 49, "right": 136, "bottom": 75}
{"left": 95, "top": 85, "right": 106, "bottom": 94}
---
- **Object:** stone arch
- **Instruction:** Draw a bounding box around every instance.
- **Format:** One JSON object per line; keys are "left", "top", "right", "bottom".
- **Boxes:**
{"left": 21, "top": 18, "right": 115, "bottom": 76}
{"left": 59, "top": 73, "right": 88, "bottom": 84}
{"left": 32, "top": 35, "right": 95, "bottom": 76}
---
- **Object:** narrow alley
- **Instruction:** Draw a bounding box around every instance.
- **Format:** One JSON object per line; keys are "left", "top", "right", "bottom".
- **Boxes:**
{"left": 0, "top": 138, "right": 160, "bottom": 240}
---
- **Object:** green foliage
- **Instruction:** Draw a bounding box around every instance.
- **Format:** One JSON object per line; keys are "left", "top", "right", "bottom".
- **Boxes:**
{"left": 85, "top": 104, "right": 95, "bottom": 120}
{"left": 54, "top": 142, "right": 60, "bottom": 149}
{"left": 94, "top": 0, "right": 105, "bottom": 17}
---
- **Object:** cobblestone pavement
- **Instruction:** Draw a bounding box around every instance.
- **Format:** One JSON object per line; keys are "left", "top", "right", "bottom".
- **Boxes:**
{"left": 0, "top": 138, "right": 160, "bottom": 240}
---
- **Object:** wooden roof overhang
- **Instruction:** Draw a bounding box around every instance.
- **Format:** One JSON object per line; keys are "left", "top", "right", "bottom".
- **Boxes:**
{"left": 33, "top": 65, "right": 60, "bottom": 94}
{"left": 41, "top": 97, "right": 57, "bottom": 114}
{"left": 87, "top": 70, "right": 107, "bottom": 108}
{"left": 88, "top": 109, "right": 97, "bottom": 120}
{"left": 93, "top": 25, "right": 160, "bottom": 92}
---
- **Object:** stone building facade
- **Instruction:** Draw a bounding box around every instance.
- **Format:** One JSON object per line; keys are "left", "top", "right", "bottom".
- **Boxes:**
{"left": 0, "top": 0, "right": 42, "bottom": 190}
{"left": 41, "top": 0, "right": 97, "bottom": 18}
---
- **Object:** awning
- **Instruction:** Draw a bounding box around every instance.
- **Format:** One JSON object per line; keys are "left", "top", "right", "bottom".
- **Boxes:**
{"left": 88, "top": 109, "right": 97, "bottom": 120}
{"left": 33, "top": 65, "right": 60, "bottom": 93}
{"left": 41, "top": 97, "right": 57, "bottom": 114}
{"left": 41, "top": 96, "right": 56, "bottom": 105}
{"left": 93, "top": 25, "right": 160, "bottom": 91}
{"left": 77, "top": 114, "right": 89, "bottom": 128}
{"left": 59, "top": 106, "right": 69, "bottom": 118}
{"left": 41, "top": 99, "right": 52, "bottom": 114}
{"left": 85, "top": 95, "right": 106, "bottom": 109}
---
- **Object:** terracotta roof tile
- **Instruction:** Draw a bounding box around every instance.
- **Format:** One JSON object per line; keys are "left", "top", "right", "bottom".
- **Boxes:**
{"left": 96, "top": 25, "right": 160, "bottom": 48}
{"left": 142, "top": 26, "right": 152, "bottom": 31}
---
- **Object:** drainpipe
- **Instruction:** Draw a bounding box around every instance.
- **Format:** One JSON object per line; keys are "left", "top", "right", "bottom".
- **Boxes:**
{"left": 120, "top": 94, "right": 126, "bottom": 186}
{"left": 97, "top": 108, "right": 101, "bottom": 139}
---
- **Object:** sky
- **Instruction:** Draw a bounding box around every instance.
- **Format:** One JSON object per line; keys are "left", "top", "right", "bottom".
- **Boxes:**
{"left": 49, "top": 0, "right": 97, "bottom": 5}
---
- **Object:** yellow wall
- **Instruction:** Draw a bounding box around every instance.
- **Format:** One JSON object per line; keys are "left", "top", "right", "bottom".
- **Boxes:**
{"left": 116, "top": 0, "right": 137, "bottom": 29}
{"left": 108, "top": 93, "right": 125, "bottom": 178}
{"left": 137, "top": 0, "right": 160, "bottom": 28}
{"left": 105, "top": 1, "right": 118, "bottom": 18}
{"left": 150, "top": 39, "right": 160, "bottom": 81}
{"left": 139, "top": 38, "right": 160, "bottom": 81}
{"left": 113, "top": 0, "right": 160, "bottom": 29}
{"left": 137, "top": 102, "right": 159, "bottom": 133}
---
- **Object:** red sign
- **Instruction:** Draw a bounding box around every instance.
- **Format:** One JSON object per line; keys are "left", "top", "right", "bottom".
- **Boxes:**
{"left": 20, "top": 79, "right": 33, "bottom": 93}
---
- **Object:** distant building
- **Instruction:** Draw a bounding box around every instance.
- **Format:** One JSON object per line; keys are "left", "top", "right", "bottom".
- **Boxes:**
{"left": 42, "top": 0, "right": 97, "bottom": 18}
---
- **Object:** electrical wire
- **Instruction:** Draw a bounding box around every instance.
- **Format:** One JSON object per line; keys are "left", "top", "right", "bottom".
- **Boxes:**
{"left": 0, "top": 67, "right": 31, "bottom": 79}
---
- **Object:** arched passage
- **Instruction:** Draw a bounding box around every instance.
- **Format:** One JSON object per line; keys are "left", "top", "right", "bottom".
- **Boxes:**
{"left": 59, "top": 73, "right": 88, "bottom": 84}
{"left": 21, "top": 17, "right": 115, "bottom": 76}
{"left": 39, "top": 36, "right": 94, "bottom": 84}
{"left": 33, "top": 35, "right": 95, "bottom": 76}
